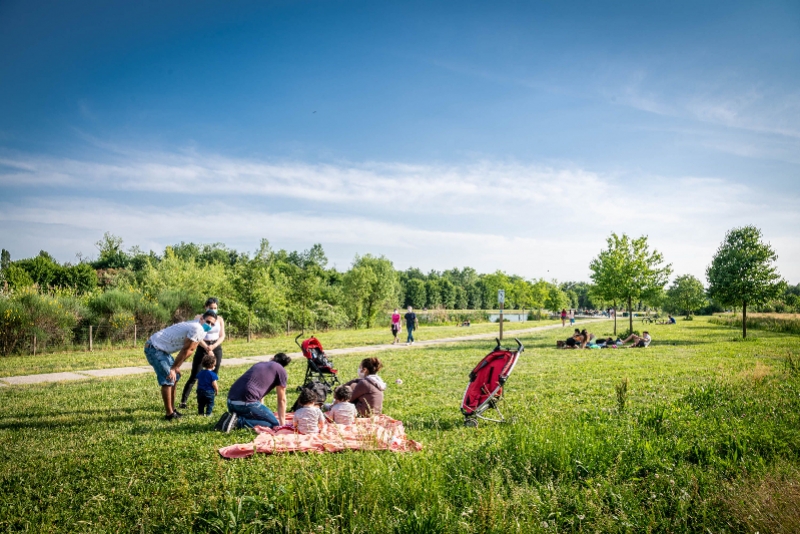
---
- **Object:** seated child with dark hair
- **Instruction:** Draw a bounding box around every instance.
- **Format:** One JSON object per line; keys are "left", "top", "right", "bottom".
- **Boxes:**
{"left": 293, "top": 387, "right": 326, "bottom": 435}
{"left": 326, "top": 385, "right": 358, "bottom": 425}
{"left": 196, "top": 353, "right": 219, "bottom": 416}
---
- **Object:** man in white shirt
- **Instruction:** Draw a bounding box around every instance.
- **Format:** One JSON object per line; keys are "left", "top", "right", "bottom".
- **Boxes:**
{"left": 145, "top": 310, "right": 218, "bottom": 420}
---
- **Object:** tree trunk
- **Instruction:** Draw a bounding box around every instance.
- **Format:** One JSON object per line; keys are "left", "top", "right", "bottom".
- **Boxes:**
{"left": 247, "top": 311, "right": 252, "bottom": 343}
{"left": 742, "top": 301, "right": 747, "bottom": 338}
{"left": 613, "top": 303, "right": 617, "bottom": 336}
{"left": 628, "top": 296, "right": 633, "bottom": 334}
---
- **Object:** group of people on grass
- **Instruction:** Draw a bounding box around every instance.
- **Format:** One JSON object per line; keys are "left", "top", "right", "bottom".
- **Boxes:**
{"left": 143, "top": 296, "right": 388, "bottom": 429}
{"left": 558, "top": 328, "right": 652, "bottom": 349}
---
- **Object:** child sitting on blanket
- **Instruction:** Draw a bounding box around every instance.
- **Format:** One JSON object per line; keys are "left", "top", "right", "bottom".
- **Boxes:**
{"left": 326, "top": 385, "right": 358, "bottom": 425}
{"left": 293, "top": 388, "right": 326, "bottom": 435}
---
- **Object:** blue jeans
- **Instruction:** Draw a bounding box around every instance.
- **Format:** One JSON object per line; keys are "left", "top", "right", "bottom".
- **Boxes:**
{"left": 145, "top": 344, "right": 180, "bottom": 387}
{"left": 406, "top": 326, "right": 415, "bottom": 343}
{"left": 227, "top": 400, "right": 279, "bottom": 429}
{"left": 198, "top": 390, "right": 216, "bottom": 416}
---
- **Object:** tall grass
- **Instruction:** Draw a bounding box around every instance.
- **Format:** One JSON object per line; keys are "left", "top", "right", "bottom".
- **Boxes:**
{"left": 710, "top": 313, "right": 800, "bottom": 335}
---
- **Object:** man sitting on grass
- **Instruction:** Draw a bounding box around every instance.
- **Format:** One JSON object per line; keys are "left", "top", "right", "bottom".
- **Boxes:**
{"left": 144, "top": 310, "right": 218, "bottom": 421}
{"left": 619, "top": 331, "right": 652, "bottom": 348}
{"left": 216, "top": 353, "right": 292, "bottom": 433}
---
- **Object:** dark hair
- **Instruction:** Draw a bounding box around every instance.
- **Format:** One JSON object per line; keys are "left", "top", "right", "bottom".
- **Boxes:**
{"left": 360, "top": 357, "right": 383, "bottom": 375}
{"left": 272, "top": 352, "right": 291, "bottom": 367}
{"left": 205, "top": 297, "right": 219, "bottom": 307}
{"left": 297, "top": 387, "right": 318, "bottom": 406}
{"left": 202, "top": 309, "right": 217, "bottom": 319}
{"left": 334, "top": 385, "right": 352, "bottom": 402}
{"left": 574, "top": 328, "right": 580, "bottom": 334}
{"left": 201, "top": 353, "right": 216, "bottom": 369}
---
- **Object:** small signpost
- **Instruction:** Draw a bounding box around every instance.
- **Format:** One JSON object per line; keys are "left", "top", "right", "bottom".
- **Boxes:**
{"left": 498, "top": 289, "right": 505, "bottom": 341}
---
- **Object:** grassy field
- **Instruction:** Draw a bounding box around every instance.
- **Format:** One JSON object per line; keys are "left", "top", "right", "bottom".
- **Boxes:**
{"left": 2, "top": 317, "right": 800, "bottom": 533}
{"left": 0, "top": 319, "right": 564, "bottom": 378}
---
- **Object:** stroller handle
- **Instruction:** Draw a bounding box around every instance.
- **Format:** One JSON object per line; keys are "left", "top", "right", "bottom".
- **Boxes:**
{"left": 295, "top": 332, "right": 304, "bottom": 349}
{"left": 494, "top": 337, "right": 524, "bottom": 353}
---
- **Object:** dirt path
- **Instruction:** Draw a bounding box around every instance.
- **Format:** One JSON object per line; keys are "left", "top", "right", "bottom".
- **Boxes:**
{"left": 0, "top": 319, "right": 607, "bottom": 386}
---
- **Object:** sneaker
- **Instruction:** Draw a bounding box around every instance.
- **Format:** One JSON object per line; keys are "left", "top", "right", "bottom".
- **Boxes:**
{"left": 165, "top": 411, "right": 182, "bottom": 421}
{"left": 178, "top": 402, "right": 187, "bottom": 409}
{"left": 223, "top": 412, "right": 238, "bottom": 433}
{"left": 173, "top": 409, "right": 184, "bottom": 418}
{"left": 213, "top": 412, "right": 230, "bottom": 431}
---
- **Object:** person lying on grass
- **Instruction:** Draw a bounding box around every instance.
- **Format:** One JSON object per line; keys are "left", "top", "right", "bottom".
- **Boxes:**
{"left": 293, "top": 387, "right": 326, "bottom": 435}
{"left": 344, "top": 357, "right": 387, "bottom": 416}
{"left": 144, "top": 310, "right": 218, "bottom": 421}
{"left": 619, "top": 331, "right": 652, "bottom": 348}
{"left": 325, "top": 385, "right": 358, "bottom": 425}
{"left": 216, "top": 353, "right": 291, "bottom": 433}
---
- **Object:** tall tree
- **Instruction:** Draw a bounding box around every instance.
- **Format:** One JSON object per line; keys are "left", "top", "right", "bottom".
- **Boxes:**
{"left": 665, "top": 275, "right": 706, "bottom": 318}
{"left": 590, "top": 233, "right": 672, "bottom": 335}
{"left": 405, "top": 279, "right": 427, "bottom": 309}
{"left": 544, "top": 284, "right": 567, "bottom": 313}
{"left": 344, "top": 255, "right": 397, "bottom": 328}
{"left": 706, "top": 226, "right": 784, "bottom": 338}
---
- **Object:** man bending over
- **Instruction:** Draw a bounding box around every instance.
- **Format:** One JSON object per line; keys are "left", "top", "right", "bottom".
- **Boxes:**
{"left": 145, "top": 310, "right": 218, "bottom": 420}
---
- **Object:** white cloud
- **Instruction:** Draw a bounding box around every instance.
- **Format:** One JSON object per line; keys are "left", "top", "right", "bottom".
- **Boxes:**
{"left": 0, "top": 150, "right": 798, "bottom": 281}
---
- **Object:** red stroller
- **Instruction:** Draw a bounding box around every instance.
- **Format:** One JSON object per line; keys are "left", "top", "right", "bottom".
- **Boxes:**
{"left": 295, "top": 334, "right": 340, "bottom": 391}
{"left": 461, "top": 338, "right": 523, "bottom": 427}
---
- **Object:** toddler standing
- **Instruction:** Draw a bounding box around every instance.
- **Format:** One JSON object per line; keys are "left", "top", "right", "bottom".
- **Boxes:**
{"left": 293, "top": 388, "right": 326, "bottom": 435}
{"left": 196, "top": 353, "right": 219, "bottom": 416}
{"left": 326, "top": 385, "right": 358, "bottom": 425}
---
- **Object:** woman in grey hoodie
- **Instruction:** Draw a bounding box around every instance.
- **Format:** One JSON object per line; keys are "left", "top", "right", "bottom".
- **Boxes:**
{"left": 344, "top": 357, "right": 387, "bottom": 416}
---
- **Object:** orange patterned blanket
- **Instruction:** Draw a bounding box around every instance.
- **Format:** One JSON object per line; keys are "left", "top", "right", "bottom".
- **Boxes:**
{"left": 218, "top": 414, "right": 422, "bottom": 459}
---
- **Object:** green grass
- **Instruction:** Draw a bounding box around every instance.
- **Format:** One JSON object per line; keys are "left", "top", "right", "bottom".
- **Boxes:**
{"left": 0, "top": 319, "right": 564, "bottom": 378}
{"left": 2, "top": 317, "right": 800, "bottom": 532}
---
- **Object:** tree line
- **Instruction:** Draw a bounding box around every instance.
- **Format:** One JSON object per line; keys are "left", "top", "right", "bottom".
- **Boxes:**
{"left": 0, "top": 225, "right": 794, "bottom": 354}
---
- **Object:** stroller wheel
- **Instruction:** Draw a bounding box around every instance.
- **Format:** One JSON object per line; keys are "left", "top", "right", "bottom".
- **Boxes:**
{"left": 464, "top": 418, "right": 478, "bottom": 428}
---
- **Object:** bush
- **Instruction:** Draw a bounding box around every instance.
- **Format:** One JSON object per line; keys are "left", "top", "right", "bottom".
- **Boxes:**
{"left": 710, "top": 314, "right": 800, "bottom": 336}
{"left": 0, "top": 288, "right": 83, "bottom": 355}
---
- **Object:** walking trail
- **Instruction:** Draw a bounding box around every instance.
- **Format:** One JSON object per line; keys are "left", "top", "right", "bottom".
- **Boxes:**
{"left": 0, "top": 319, "right": 605, "bottom": 387}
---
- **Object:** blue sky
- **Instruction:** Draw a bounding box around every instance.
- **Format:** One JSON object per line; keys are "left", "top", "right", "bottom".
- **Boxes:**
{"left": 1, "top": 0, "right": 799, "bottom": 281}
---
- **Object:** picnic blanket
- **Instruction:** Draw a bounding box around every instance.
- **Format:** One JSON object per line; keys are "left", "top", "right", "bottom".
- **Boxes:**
{"left": 218, "top": 413, "right": 422, "bottom": 459}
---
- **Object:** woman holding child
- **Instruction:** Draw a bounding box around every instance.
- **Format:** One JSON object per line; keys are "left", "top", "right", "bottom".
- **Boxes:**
{"left": 344, "top": 357, "right": 387, "bottom": 416}
{"left": 179, "top": 297, "right": 226, "bottom": 409}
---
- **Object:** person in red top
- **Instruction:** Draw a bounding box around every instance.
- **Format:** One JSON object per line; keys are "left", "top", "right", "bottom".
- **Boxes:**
{"left": 561, "top": 308, "right": 567, "bottom": 327}
{"left": 390, "top": 308, "right": 402, "bottom": 344}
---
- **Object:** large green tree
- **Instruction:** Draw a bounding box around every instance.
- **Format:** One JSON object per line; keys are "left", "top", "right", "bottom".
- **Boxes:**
{"left": 344, "top": 255, "right": 397, "bottom": 328}
{"left": 589, "top": 233, "right": 672, "bottom": 335}
{"left": 706, "top": 226, "right": 784, "bottom": 338}
{"left": 405, "top": 279, "right": 427, "bottom": 309}
{"left": 665, "top": 275, "right": 706, "bottom": 318}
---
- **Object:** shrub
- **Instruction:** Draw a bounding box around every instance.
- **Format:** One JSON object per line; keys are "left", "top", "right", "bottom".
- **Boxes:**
{"left": 0, "top": 288, "right": 82, "bottom": 355}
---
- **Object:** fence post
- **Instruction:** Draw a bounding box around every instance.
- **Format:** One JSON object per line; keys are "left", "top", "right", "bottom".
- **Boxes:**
{"left": 33, "top": 335, "right": 36, "bottom": 356}
{"left": 89, "top": 325, "right": 93, "bottom": 352}
{"left": 287, "top": 320, "right": 290, "bottom": 335}
{"left": 133, "top": 324, "right": 137, "bottom": 347}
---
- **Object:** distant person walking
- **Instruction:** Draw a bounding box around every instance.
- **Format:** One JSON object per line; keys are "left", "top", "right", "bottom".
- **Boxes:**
{"left": 180, "top": 297, "right": 226, "bottom": 409}
{"left": 404, "top": 306, "right": 418, "bottom": 344}
{"left": 144, "top": 310, "right": 218, "bottom": 420}
{"left": 569, "top": 309, "right": 575, "bottom": 326}
{"left": 561, "top": 308, "right": 567, "bottom": 327}
{"left": 391, "top": 308, "right": 402, "bottom": 344}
